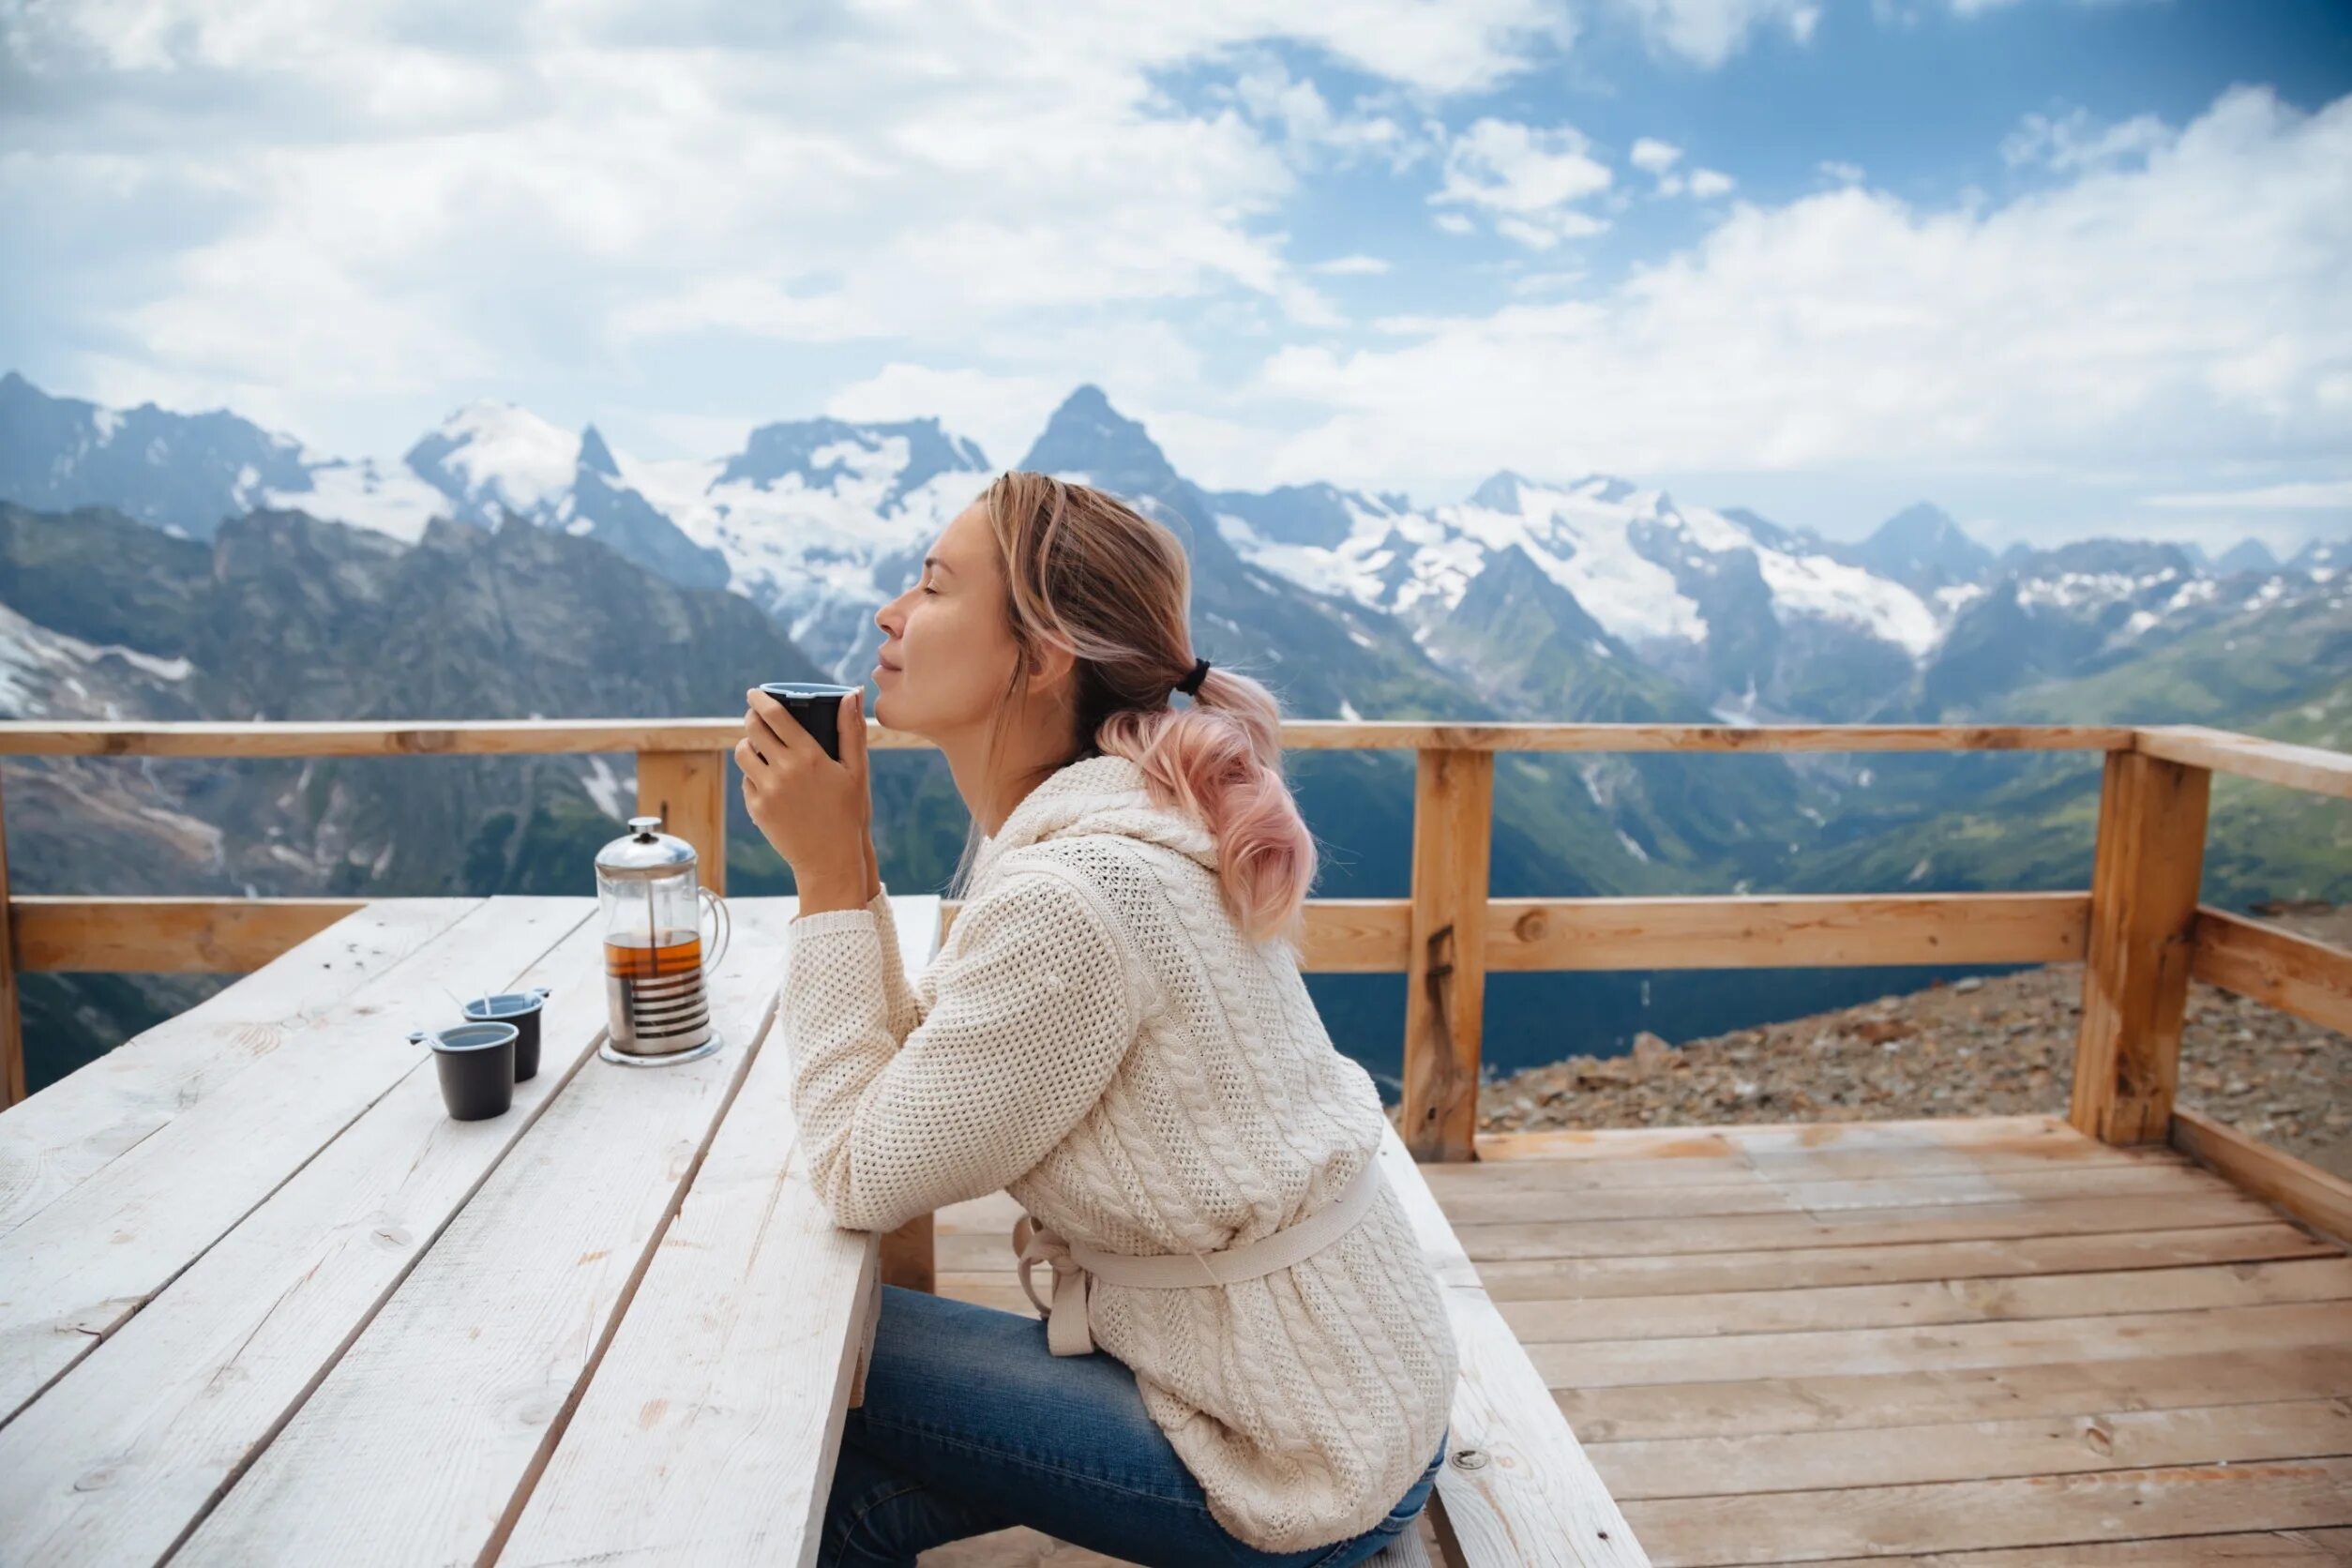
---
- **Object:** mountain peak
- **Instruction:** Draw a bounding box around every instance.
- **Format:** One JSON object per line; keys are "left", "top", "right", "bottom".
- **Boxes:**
{"left": 1017, "top": 384, "right": 1177, "bottom": 490}
{"left": 578, "top": 424, "right": 619, "bottom": 477}
{"left": 1849, "top": 501, "right": 1995, "bottom": 592}
{"left": 1470, "top": 470, "right": 1533, "bottom": 510}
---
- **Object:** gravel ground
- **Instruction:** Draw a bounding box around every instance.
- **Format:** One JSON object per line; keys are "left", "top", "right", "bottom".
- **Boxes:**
{"left": 1395, "top": 903, "right": 2352, "bottom": 1180}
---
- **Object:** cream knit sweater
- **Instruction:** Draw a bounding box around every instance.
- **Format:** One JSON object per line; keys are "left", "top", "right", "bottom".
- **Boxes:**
{"left": 782, "top": 751, "right": 1459, "bottom": 1552}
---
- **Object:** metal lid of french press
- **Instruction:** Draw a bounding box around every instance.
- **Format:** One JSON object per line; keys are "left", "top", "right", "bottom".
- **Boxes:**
{"left": 595, "top": 815, "right": 700, "bottom": 879}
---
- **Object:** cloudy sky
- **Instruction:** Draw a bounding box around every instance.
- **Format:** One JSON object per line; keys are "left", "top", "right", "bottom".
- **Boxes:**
{"left": 4, "top": 0, "right": 2348, "bottom": 551}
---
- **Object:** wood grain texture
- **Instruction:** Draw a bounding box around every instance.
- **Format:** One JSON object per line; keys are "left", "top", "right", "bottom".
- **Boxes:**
{"left": 0, "top": 899, "right": 473, "bottom": 1238}
{"left": 499, "top": 894, "right": 942, "bottom": 1568}
{"left": 635, "top": 749, "right": 727, "bottom": 896}
{"left": 1501, "top": 1258, "right": 2352, "bottom": 1344}
{"left": 2071, "top": 750, "right": 2211, "bottom": 1144}
{"left": 168, "top": 903, "right": 793, "bottom": 1568}
{"left": 0, "top": 919, "right": 611, "bottom": 1567}
{"left": 2172, "top": 1107, "right": 2352, "bottom": 1247}
{"left": 1403, "top": 747, "right": 1492, "bottom": 1163}
{"left": 10, "top": 895, "right": 369, "bottom": 972}
{"left": 1470, "top": 1224, "right": 2338, "bottom": 1303}
{"left": 0, "top": 718, "right": 2136, "bottom": 759}
{"left": 1378, "top": 1121, "right": 1649, "bottom": 1566}
{"left": 2190, "top": 907, "right": 2352, "bottom": 1036}
{"left": 0, "top": 771, "right": 21, "bottom": 1107}
{"left": 1619, "top": 1457, "right": 2352, "bottom": 1567}
{"left": 0, "top": 897, "right": 594, "bottom": 1423}
{"left": 1555, "top": 1345, "right": 2352, "bottom": 1443}
{"left": 1591, "top": 1398, "right": 2352, "bottom": 1502}
{"left": 2136, "top": 724, "right": 2352, "bottom": 800}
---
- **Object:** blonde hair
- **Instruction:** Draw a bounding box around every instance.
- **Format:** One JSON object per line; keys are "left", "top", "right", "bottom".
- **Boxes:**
{"left": 947, "top": 470, "right": 1318, "bottom": 956}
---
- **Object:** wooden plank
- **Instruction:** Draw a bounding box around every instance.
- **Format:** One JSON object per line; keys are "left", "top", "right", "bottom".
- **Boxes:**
{"left": 9, "top": 896, "right": 369, "bottom": 972}
{"left": 497, "top": 894, "right": 942, "bottom": 1568}
{"left": 1592, "top": 1398, "right": 2352, "bottom": 1501}
{"left": 1439, "top": 1163, "right": 2224, "bottom": 1227}
{"left": 0, "top": 718, "right": 2136, "bottom": 760}
{"left": 635, "top": 749, "right": 727, "bottom": 897}
{"left": 170, "top": 903, "right": 794, "bottom": 1567}
{"left": 1485, "top": 893, "right": 2088, "bottom": 972}
{"left": 1456, "top": 1190, "right": 2275, "bottom": 1261}
{"left": 0, "top": 770, "right": 21, "bottom": 1108}
{"left": 881, "top": 1210, "right": 936, "bottom": 1292}
{"left": 1427, "top": 1146, "right": 2193, "bottom": 1199}
{"left": 1403, "top": 746, "right": 1492, "bottom": 1162}
{"left": 0, "top": 897, "right": 592, "bottom": 1423}
{"left": 2136, "top": 725, "right": 2352, "bottom": 802}
{"left": 1557, "top": 1344, "right": 2352, "bottom": 1443}
{"left": 1471, "top": 1224, "right": 2340, "bottom": 1302}
{"left": 2172, "top": 1107, "right": 2352, "bottom": 1246}
{"left": 1432, "top": 1282, "right": 1652, "bottom": 1568}
{"left": 1503, "top": 1258, "right": 2352, "bottom": 1344}
{"left": 964, "top": 892, "right": 2087, "bottom": 975}
{"left": 1474, "top": 1115, "right": 2101, "bottom": 1165}
{"left": 2071, "top": 750, "right": 2210, "bottom": 1144}
{"left": 1620, "top": 1456, "right": 2352, "bottom": 1568}
{"left": 0, "top": 922, "right": 611, "bottom": 1567}
{"left": 1744, "top": 1534, "right": 2352, "bottom": 1567}
{"left": 1373, "top": 1123, "right": 1648, "bottom": 1565}
{"left": 1529, "top": 1301, "right": 2352, "bottom": 1391}
{"left": 2190, "top": 908, "right": 2352, "bottom": 1039}
{"left": 0, "top": 899, "right": 475, "bottom": 1238}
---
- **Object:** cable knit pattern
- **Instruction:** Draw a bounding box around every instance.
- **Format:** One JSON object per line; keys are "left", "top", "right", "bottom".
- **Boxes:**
{"left": 781, "top": 752, "right": 1459, "bottom": 1553}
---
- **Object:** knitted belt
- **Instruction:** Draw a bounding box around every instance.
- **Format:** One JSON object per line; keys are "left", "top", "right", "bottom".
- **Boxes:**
{"left": 1012, "top": 1156, "right": 1385, "bottom": 1357}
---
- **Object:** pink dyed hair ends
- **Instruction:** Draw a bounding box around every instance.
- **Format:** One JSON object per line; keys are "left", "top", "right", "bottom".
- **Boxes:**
{"left": 972, "top": 471, "right": 1319, "bottom": 957}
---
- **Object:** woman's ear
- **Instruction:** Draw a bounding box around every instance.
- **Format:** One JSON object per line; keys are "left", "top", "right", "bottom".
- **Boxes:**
{"left": 1025, "top": 641, "right": 1079, "bottom": 700}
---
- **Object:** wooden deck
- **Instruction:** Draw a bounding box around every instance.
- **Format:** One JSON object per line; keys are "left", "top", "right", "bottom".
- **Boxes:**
{"left": 925, "top": 1113, "right": 2352, "bottom": 1567}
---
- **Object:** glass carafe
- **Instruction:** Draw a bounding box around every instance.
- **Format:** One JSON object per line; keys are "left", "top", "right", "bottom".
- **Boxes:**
{"left": 594, "top": 815, "right": 731, "bottom": 1066}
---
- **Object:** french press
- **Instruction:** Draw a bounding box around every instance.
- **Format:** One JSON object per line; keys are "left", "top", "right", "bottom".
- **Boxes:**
{"left": 594, "top": 815, "right": 731, "bottom": 1066}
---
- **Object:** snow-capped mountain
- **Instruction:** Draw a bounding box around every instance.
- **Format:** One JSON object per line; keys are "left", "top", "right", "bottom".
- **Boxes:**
{"left": 6, "top": 368, "right": 2344, "bottom": 725}
{"left": 622, "top": 416, "right": 992, "bottom": 671}
{"left": 1207, "top": 469, "right": 1942, "bottom": 719}
{"left": 1907, "top": 537, "right": 2338, "bottom": 715}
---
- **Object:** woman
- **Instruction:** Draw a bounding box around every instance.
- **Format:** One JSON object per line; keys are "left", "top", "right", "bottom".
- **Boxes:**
{"left": 737, "top": 471, "right": 1459, "bottom": 1567}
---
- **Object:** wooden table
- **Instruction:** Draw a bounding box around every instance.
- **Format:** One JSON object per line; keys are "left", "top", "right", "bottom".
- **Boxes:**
{"left": 0, "top": 891, "right": 942, "bottom": 1567}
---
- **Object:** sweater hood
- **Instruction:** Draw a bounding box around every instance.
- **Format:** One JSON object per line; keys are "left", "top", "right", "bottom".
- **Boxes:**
{"left": 970, "top": 752, "right": 1218, "bottom": 889}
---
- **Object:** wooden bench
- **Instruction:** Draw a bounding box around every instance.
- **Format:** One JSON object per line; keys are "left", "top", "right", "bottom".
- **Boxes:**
{"left": 1373, "top": 1122, "right": 1650, "bottom": 1567}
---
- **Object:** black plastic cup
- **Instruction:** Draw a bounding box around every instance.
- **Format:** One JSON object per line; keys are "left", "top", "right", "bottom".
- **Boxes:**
{"left": 759, "top": 682, "right": 858, "bottom": 762}
{"left": 463, "top": 988, "right": 552, "bottom": 1081}
{"left": 408, "top": 1021, "right": 517, "bottom": 1121}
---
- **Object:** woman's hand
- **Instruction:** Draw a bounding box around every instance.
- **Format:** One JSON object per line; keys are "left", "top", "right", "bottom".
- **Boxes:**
{"left": 737, "top": 687, "right": 871, "bottom": 900}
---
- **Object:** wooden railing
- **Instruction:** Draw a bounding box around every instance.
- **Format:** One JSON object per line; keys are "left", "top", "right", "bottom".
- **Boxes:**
{"left": 3, "top": 720, "right": 2347, "bottom": 1214}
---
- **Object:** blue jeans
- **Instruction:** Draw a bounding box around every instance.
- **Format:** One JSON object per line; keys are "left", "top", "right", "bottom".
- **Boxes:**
{"left": 822, "top": 1285, "right": 1448, "bottom": 1567}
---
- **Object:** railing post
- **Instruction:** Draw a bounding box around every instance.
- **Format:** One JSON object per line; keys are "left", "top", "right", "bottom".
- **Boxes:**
{"left": 2069, "top": 748, "right": 2210, "bottom": 1143}
{"left": 0, "top": 769, "right": 22, "bottom": 1108}
{"left": 635, "top": 750, "right": 727, "bottom": 895}
{"left": 1402, "top": 746, "right": 1492, "bottom": 1162}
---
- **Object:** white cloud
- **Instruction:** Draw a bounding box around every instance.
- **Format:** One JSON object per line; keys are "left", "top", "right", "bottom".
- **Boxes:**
{"left": 1311, "top": 255, "right": 1395, "bottom": 276}
{"left": 2002, "top": 106, "right": 2169, "bottom": 171}
{"left": 1432, "top": 117, "right": 1613, "bottom": 248}
{"left": 1, "top": 1, "right": 1567, "bottom": 452}
{"left": 1630, "top": 137, "right": 1684, "bottom": 173}
{"left": 1613, "top": 0, "right": 1824, "bottom": 68}
{"left": 1818, "top": 159, "right": 1867, "bottom": 184}
{"left": 1255, "top": 87, "right": 2352, "bottom": 493}
{"left": 2144, "top": 479, "right": 2352, "bottom": 511}
{"left": 1686, "top": 167, "right": 1736, "bottom": 198}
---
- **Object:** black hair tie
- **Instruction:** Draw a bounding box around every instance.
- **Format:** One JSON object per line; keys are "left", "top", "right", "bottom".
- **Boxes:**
{"left": 1175, "top": 656, "right": 1211, "bottom": 697}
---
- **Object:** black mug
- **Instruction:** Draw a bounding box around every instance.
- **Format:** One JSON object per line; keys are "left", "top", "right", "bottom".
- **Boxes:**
{"left": 463, "top": 988, "right": 552, "bottom": 1081}
{"left": 758, "top": 682, "right": 858, "bottom": 763}
{"left": 408, "top": 1022, "right": 518, "bottom": 1121}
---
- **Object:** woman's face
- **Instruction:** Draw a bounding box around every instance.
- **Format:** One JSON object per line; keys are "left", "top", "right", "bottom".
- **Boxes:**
{"left": 870, "top": 499, "right": 1024, "bottom": 741}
